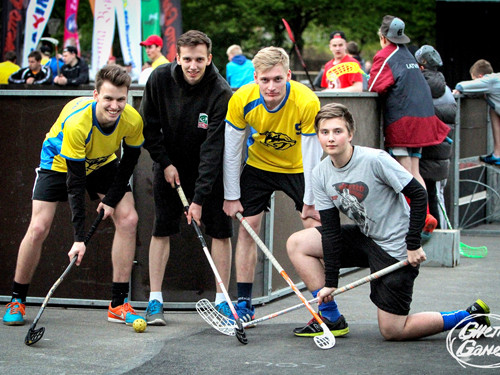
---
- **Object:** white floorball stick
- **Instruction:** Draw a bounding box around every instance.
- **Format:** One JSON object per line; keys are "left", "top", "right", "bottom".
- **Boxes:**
{"left": 176, "top": 185, "right": 247, "bottom": 345}
{"left": 236, "top": 212, "right": 335, "bottom": 350}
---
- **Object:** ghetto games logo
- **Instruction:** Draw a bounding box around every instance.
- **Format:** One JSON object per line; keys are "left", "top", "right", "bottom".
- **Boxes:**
{"left": 446, "top": 313, "right": 500, "bottom": 369}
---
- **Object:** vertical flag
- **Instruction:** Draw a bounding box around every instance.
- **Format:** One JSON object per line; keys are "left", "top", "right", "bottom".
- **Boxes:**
{"left": 1, "top": 0, "right": 27, "bottom": 60}
{"left": 22, "top": 0, "right": 56, "bottom": 67}
{"left": 114, "top": 0, "right": 142, "bottom": 80}
{"left": 141, "top": 0, "right": 160, "bottom": 64}
{"left": 90, "top": 0, "right": 115, "bottom": 80}
{"left": 160, "top": 0, "right": 182, "bottom": 62}
{"left": 63, "top": 0, "right": 81, "bottom": 52}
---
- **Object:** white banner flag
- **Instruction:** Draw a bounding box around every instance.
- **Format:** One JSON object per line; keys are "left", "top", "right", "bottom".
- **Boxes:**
{"left": 114, "top": 0, "right": 142, "bottom": 81}
{"left": 22, "top": 0, "right": 56, "bottom": 67}
{"left": 90, "top": 0, "right": 115, "bottom": 80}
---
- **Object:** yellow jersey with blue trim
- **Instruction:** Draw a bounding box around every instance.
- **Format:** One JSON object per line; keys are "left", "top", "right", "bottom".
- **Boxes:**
{"left": 40, "top": 97, "right": 144, "bottom": 174}
{"left": 225, "top": 80, "right": 320, "bottom": 173}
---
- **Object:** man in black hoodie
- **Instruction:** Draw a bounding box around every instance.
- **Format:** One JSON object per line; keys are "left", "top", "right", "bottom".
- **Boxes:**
{"left": 140, "top": 30, "right": 233, "bottom": 326}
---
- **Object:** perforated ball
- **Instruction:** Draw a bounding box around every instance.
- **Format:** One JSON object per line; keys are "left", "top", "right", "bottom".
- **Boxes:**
{"left": 133, "top": 318, "right": 147, "bottom": 333}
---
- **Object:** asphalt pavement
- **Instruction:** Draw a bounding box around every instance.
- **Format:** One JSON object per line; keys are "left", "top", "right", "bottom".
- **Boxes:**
{"left": 1, "top": 228, "right": 499, "bottom": 375}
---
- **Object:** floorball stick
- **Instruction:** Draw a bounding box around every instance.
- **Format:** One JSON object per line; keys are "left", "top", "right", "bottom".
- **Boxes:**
{"left": 282, "top": 18, "right": 316, "bottom": 90}
{"left": 25, "top": 209, "right": 104, "bottom": 346}
{"left": 175, "top": 185, "right": 248, "bottom": 345}
{"left": 201, "top": 259, "right": 409, "bottom": 333}
{"left": 236, "top": 212, "right": 334, "bottom": 349}
{"left": 242, "top": 259, "right": 409, "bottom": 327}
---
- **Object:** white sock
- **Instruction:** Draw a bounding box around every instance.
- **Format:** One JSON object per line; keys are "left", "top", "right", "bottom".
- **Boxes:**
{"left": 214, "top": 293, "right": 226, "bottom": 305}
{"left": 149, "top": 292, "right": 163, "bottom": 304}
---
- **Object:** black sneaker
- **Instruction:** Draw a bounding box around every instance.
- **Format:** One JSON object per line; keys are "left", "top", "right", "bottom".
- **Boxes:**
{"left": 466, "top": 299, "right": 491, "bottom": 327}
{"left": 293, "top": 313, "right": 349, "bottom": 337}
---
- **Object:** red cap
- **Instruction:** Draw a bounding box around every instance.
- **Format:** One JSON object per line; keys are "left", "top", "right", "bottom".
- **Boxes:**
{"left": 140, "top": 35, "right": 163, "bottom": 47}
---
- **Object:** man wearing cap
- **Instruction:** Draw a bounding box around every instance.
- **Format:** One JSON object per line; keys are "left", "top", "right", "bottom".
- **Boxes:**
{"left": 368, "top": 15, "right": 450, "bottom": 241}
{"left": 54, "top": 46, "right": 89, "bottom": 86}
{"left": 320, "top": 31, "right": 363, "bottom": 92}
{"left": 139, "top": 35, "right": 169, "bottom": 84}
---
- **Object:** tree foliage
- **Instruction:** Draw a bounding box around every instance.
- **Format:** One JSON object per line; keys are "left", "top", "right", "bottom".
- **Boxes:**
{"left": 38, "top": 0, "right": 437, "bottom": 73}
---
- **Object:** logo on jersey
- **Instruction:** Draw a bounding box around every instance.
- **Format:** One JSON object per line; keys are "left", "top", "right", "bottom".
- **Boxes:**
{"left": 332, "top": 182, "right": 373, "bottom": 229}
{"left": 86, "top": 155, "right": 111, "bottom": 172}
{"left": 260, "top": 131, "right": 296, "bottom": 151}
{"left": 198, "top": 113, "right": 208, "bottom": 129}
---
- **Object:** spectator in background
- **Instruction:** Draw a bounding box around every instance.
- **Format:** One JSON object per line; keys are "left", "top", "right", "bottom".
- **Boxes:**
{"left": 54, "top": 46, "right": 89, "bottom": 86}
{"left": 8, "top": 51, "right": 52, "bottom": 85}
{"left": 415, "top": 45, "right": 456, "bottom": 230}
{"left": 320, "top": 31, "right": 363, "bottom": 92}
{"left": 347, "top": 41, "right": 367, "bottom": 90}
{"left": 0, "top": 51, "right": 20, "bottom": 84}
{"left": 40, "top": 45, "right": 63, "bottom": 83}
{"left": 139, "top": 35, "right": 169, "bottom": 85}
{"left": 225, "top": 44, "right": 255, "bottom": 89}
{"left": 454, "top": 60, "right": 500, "bottom": 165}
{"left": 368, "top": 15, "right": 450, "bottom": 241}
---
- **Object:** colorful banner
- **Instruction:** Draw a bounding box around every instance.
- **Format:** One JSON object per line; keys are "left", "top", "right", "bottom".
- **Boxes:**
{"left": 115, "top": 0, "right": 142, "bottom": 80}
{"left": 90, "top": 0, "right": 115, "bottom": 80}
{"left": 22, "top": 0, "right": 56, "bottom": 67}
{"left": 160, "top": 0, "right": 182, "bottom": 62}
{"left": 141, "top": 0, "right": 161, "bottom": 63}
{"left": 63, "top": 0, "right": 80, "bottom": 53}
{"left": 1, "top": 0, "right": 27, "bottom": 60}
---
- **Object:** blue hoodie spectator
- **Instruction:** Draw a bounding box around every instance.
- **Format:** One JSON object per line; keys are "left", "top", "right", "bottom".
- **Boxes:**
{"left": 226, "top": 45, "right": 255, "bottom": 88}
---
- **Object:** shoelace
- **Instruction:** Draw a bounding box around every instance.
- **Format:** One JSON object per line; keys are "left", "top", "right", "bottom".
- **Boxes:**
{"left": 7, "top": 301, "right": 25, "bottom": 316}
{"left": 217, "top": 302, "right": 232, "bottom": 316}
{"left": 147, "top": 301, "right": 161, "bottom": 314}
{"left": 122, "top": 302, "right": 136, "bottom": 315}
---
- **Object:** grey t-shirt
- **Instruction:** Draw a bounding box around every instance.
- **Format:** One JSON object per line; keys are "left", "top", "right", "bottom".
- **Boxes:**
{"left": 313, "top": 146, "right": 413, "bottom": 260}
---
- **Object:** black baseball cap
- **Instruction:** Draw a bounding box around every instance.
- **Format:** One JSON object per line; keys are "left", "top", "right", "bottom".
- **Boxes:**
{"left": 329, "top": 30, "right": 347, "bottom": 41}
{"left": 63, "top": 46, "right": 78, "bottom": 54}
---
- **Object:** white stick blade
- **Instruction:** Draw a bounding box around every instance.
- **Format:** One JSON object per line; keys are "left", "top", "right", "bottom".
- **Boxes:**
{"left": 313, "top": 323, "right": 336, "bottom": 349}
{"left": 195, "top": 299, "right": 236, "bottom": 336}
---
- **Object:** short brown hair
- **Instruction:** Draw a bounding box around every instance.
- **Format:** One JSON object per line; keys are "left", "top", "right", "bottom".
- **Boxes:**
{"left": 314, "top": 103, "right": 356, "bottom": 136}
{"left": 252, "top": 46, "right": 289, "bottom": 74}
{"left": 177, "top": 30, "right": 212, "bottom": 55}
{"left": 95, "top": 65, "right": 131, "bottom": 92}
{"left": 470, "top": 59, "right": 493, "bottom": 77}
{"left": 28, "top": 51, "right": 41, "bottom": 62}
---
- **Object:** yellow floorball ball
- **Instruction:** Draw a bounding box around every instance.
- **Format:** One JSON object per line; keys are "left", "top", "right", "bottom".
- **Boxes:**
{"left": 133, "top": 318, "right": 147, "bottom": 333}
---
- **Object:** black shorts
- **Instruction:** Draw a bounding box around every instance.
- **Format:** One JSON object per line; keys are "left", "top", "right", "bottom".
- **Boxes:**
{"left": 316, "top": 224, "right": 419, "bottom": 316}
{"left": 240, "top": 164, "right": 305, "bottom": 216}
{"left": 152, "top": 163, "right": 232, "bottom": 239}
{"left": 32, "top": 161, "right": 131, "bottom": 202}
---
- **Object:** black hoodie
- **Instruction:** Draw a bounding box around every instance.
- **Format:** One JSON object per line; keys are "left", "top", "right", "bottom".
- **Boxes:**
{"left": 140, "top": 60, "right": 232, "bottom": 204}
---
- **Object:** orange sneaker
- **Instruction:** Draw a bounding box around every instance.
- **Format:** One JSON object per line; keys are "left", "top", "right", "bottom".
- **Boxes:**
{"left": 421, "top": 214, "right": 438, "bottom": 242}
{"left": 108, "top": 298, "right": 142, "bottom": 325}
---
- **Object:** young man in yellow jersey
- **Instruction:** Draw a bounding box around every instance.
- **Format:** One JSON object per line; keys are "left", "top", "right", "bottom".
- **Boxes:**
{"left": 221, "top": 47, "right": 351, "bottom": 335}
{"left": 3, "top": 65, "right": 145, "bottom": 326}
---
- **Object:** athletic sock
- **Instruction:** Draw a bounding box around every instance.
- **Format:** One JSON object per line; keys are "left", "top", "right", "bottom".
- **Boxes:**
{"left": 149, "top": 291, "right": 163, "bottom": 304}
{"left": 214, "top": 293, "right": 225, "bottom": 306}
{"left": 237, "top": 282, "right": 253, "bottom": 307}
{"left": 440, "top": 310, "right": 471, "bottom": 331}
{"left": 312, "top": 288, "right": 341, "bottom": 322}
{"left": 111, "top": 282, "right": 129, "bottom": 308}
{"left": 12, "top": 281, "right": 29, "bottom": 303}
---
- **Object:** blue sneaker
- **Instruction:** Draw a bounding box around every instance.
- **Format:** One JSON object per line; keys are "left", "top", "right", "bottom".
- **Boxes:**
{"left": 3, "top": 298, "right": 26, "bottom": 326}
{"left": 235, "top": 301, "right": 255, "bottom": 323}
{"left": 108, "top": 298, "right": 143, "bottom": 325}
{"left": 145, "top": 299, "right": 166, "bottom": 326}
{"left": 480, "top": 153, "right": 500, "bottom": 165}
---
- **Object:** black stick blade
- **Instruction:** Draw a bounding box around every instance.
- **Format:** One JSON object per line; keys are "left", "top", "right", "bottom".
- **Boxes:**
{"left": 235, "top": 320, "right": 248, "bottom": 345}
{"left": 25, "top": 326, "right": 45, "bottom": 346}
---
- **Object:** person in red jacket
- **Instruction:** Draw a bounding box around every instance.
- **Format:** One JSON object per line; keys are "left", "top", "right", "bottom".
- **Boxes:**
{"left": 368, "top": 15, "right": 450, "bottom": 239}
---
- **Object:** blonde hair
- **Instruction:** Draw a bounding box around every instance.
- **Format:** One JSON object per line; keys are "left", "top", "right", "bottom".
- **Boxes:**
{"left": 226, "top": 44, "right": 242, "bottom": 56}
{"left": 252, "top": 47, "right": 289, "bottom": 74}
